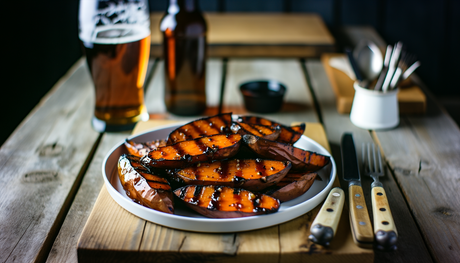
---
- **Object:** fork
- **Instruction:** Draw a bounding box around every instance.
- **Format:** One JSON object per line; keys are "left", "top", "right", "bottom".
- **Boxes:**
{"left": 363, "top": 143, "right": 398, "bottom": 250}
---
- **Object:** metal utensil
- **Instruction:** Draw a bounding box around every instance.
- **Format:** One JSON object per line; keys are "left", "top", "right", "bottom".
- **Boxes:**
{"left": 309, "top": 187, "right": 345, "bottom": 246}
{"left": 382, "top": 42, "right": 403, "bottom": 91}
{"left": 401, "top": 60, "right": 421, "bottom": 80}
{"left": 354, "top": 40, "right": 383, "bottom": 86}
{"left": 363, "top": 143, "right": 398, "bottom": 250}
{"left": 374, "top": 45, "right": 393, "bottom": 91}
{"left": 341, "top": 133, "right": 374, "bottom": 248}
{"left": 345, "top": 48, "right": 364, "bottom": 82}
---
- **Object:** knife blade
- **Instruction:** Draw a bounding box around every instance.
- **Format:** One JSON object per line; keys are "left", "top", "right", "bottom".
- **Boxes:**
{"left": 309, "top": 187, "right": 345, "bottom": 246}
{"left": 341, "top": 133, "right": 374, "bottom": 248}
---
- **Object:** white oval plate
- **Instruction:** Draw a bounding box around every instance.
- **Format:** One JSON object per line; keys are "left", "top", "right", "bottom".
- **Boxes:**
{"left": 102, "top": 123, "right": 336, "bottom": 233}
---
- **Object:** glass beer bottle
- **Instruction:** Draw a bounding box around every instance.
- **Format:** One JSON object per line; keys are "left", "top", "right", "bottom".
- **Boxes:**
{"left": 160, "top": 0, "right": 207, "bottom": 116}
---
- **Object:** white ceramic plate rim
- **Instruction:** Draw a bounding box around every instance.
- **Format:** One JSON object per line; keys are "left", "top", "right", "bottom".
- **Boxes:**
{"left": 102, "top": 122, "right": 336, "bottom": 233}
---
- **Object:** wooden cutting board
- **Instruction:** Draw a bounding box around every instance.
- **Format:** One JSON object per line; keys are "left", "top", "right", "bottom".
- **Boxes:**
{"left": 150, "top": 13, "right": 336, "bottom": 57}
{"left": 77, "top": 120, "right": 373, "bottom": 263}
{"left": 321, "top": 53, "right": 426, "bottom": 114}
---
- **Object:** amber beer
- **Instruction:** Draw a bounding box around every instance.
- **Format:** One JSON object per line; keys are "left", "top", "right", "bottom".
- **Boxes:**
{"left": 82, "top": 25, "right": 150, "bottom": 131}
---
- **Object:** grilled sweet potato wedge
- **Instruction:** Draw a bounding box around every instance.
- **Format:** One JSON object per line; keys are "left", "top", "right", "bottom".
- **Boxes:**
{"left": 167, "top": 113, "right": 232, "bottom": 145}
{"left": 174, "top": 185, "right": 280, "bottom": 218}
{"left": 175, "top": 159, "right": 292, "bottom": 191}
{"left": 242, "top": 134, "right": 330, "bottom": 172}
{"left": 118, "top": 154, "right": 174, "bottom": 214}
{"left": 230, "top": 122, "right": 281, "bottom": 141}
{"left": 141, "top": 134, "right": 242, "bottom": 169}
{"left": 124, "top": 139, "right": 167, "bottom": 157}
{"left": 237, "top": 116, "right": 305, "bottom": 144}
{"left": 265, "top": 172, "right": 318, "bottom": 202}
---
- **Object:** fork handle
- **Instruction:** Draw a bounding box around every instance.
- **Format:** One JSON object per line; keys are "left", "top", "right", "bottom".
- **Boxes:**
{"left": 371, "top": 186, "right": 398, "bottom": 250}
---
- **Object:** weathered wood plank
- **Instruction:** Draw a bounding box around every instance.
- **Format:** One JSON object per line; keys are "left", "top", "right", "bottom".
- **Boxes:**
{"left": 0, "top": 58, "right": 100, "bottom": 263}
{"left": 372, "top": 78, "right": 460, "bottom": 263}
{"left": 46, "top": 132, "right": 130, "bottom": 263}
{"left": 305, "top": 59, "right": 433, "bottom": 262}
{"left": 150, "top": 13, "right": 335, "bottom": 57}
{"left": 337, "top": 26, "right": 459, "bottom": 262}
{"left": 46, "top": 60, "right": 158, "bottom": 263}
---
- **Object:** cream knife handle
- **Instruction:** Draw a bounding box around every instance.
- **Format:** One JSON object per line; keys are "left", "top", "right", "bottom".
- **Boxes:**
{"left": 371, "top": 186, "right": 398, "bottom": 250}
{"left": 349, "top": 184, "right": 374, "bottom": 248}
{"left": 309, "top": 187, "right": 345, "bottom": 246}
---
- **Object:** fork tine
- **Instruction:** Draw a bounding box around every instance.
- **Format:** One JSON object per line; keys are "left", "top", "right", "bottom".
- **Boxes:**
{"left": 376, "top": 144, "right": 383, "bottom": 174}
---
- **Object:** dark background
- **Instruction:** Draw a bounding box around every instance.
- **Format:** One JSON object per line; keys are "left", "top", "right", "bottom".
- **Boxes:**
{"left": 3, "top": 0, "right": 459, "bottom": 146}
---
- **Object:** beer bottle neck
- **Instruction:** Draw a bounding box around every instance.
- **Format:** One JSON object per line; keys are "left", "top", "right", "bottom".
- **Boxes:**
{"left": 168, "top": 0, "right": 200, "bottom": 13}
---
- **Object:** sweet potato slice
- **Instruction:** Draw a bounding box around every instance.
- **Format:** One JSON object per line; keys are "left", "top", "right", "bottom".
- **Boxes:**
{"left": 242, "top": 134, "right": 330, "bottom": 172}
{"left": 167, "top": 113, "right": 232, "bottom": 145}
{"left": 124, "top": 139, "right": 167, "bottom": 157}
{"left": 230, "top": 122, "right": 281, "bottom": 141}
{"left": 141, "top": 134, "right": 242, "bottom": 169}
{"left": 175, "top": 159, "right": 291, "bottom": 191}
{"left": 174, "top": 185, "right": 280, "bottom": 218}
{"left": 118, "top": 154, "right": 174, "bottom": 214}
{"left": 237, "top": 115, "right": 305, "bottom": 144}
{"left": 265, "top": 172, "right": 318, "bottom": 202}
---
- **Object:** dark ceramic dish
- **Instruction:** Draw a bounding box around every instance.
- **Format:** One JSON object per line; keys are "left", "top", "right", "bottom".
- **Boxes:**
{"left": 239, "top": 80, "right": 287, "bottom": 113}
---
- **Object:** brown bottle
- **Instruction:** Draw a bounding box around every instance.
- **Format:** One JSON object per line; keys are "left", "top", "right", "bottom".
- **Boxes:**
{"left": 160, "top": 0, "right": 207, "bottom": 116}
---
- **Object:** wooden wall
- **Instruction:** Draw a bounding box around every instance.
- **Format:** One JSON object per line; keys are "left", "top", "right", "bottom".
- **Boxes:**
{"left": 150, "top": 0, "right": 460, "bottom": 98}
{"left": 3, "top": 0, "right": 459, "bottom": 146}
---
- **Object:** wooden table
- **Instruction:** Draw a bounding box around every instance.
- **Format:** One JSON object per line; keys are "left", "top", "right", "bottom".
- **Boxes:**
{"left": 1, "top": 20, "right": 459, "bottom": 263}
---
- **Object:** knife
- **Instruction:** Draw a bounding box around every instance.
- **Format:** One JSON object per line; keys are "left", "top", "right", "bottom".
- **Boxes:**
{"left": 309, "top": 187, "right": 345, "bottom": 246}
{"left": 341, "top": 133, "right": 374, "bottom": 248}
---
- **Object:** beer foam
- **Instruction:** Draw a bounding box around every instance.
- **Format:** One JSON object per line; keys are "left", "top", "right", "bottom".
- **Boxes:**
{"left": 80, "top": 24, "right": 150, "bottom": 44}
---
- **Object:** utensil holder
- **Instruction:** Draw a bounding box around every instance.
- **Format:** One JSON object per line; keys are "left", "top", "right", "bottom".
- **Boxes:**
{"left": 350, "top": 82, "right": 399, "bottom": 130}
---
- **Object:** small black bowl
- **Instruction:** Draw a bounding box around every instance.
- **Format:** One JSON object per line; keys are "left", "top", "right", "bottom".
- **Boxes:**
{"left": 239, "top": 80, "right": 287, "bottom": 113}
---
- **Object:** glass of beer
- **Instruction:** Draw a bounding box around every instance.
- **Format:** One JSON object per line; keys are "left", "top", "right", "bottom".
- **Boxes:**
{"left": 79, "top": 0, "right": 150, "bottom": 132}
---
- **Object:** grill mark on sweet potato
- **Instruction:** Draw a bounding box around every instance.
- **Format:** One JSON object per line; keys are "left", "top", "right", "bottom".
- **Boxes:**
{"left": 220, "top": 161, "right": 229, "bottom": 180}
{"left": 255, "top": 159, "right": 266, "bottom": 177}
{"left": 168, "top": 113, "right": 232, "bottom": 144}
{"left": 174, "top": 185, "right": 280, "bottom": 216}
{"left": 194, "top": 138, "right": 208, "bottom": 153}
{"left": 177, "top": 159, "right": 289, "bottom": 184}
{"left": 145, "top": 134, "right": 241, "bottom": 166}
{"left": 208, "top": 186, "right": 222, "bottom": 210}
{"left": 237, "top": 116, "right": 304, "bottom": 144}
{"left": 191, "top": 185, "right": 203, "bottom": 205}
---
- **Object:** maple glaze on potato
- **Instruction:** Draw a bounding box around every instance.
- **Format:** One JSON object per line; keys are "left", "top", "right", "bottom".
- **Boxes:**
{"left": 230, "top": 122, "right": 281, "bottom": 141}
{"left": 242, "top": 134, "right": 330, "bottom": 172}
{"left": 174, "top": 185, "right": 280, "bottom": 218}
{"left": 141, "top": 134, "right": 242, "bottom": 169}
{"left": 167, "top": 113, "right": 232, "bottom": 145}
{"left": 236, "top": 115, "right": 305, "bottom": 144}
{"left": 118, "top": 154, "right": 174, "bottom": 214}
{"left": 124, "top": 139, "right": 167, "bottom": 157}
{"left": 175, "top": 159, "right": 291, "bottom": 191}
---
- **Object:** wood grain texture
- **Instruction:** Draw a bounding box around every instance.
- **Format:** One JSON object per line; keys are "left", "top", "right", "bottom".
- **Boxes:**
{"left": 0, "top": 59, "right": 100, "bottom": 263}
{"left": 305, "top": 58, "right": 433, "bottom": 262}
{"left": 76, "top": 117, "right": 373, "bottom": 262}
{"left": 339, "top": 26, "right": 460, "bottom": 262}
{"left": 46, "top": 132, "right": 130, "bottom": 263}
{"left": 348, "top": 185, "right": 374, "bottom": 247}
{"left": 371, "top": 186, "right": 397, "bottom": 234}
{"left": 371, "top": 86, "right": 460, "bottom": 262}
{"left": 150, "top": 13, "right": 335, "bottom": 57}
